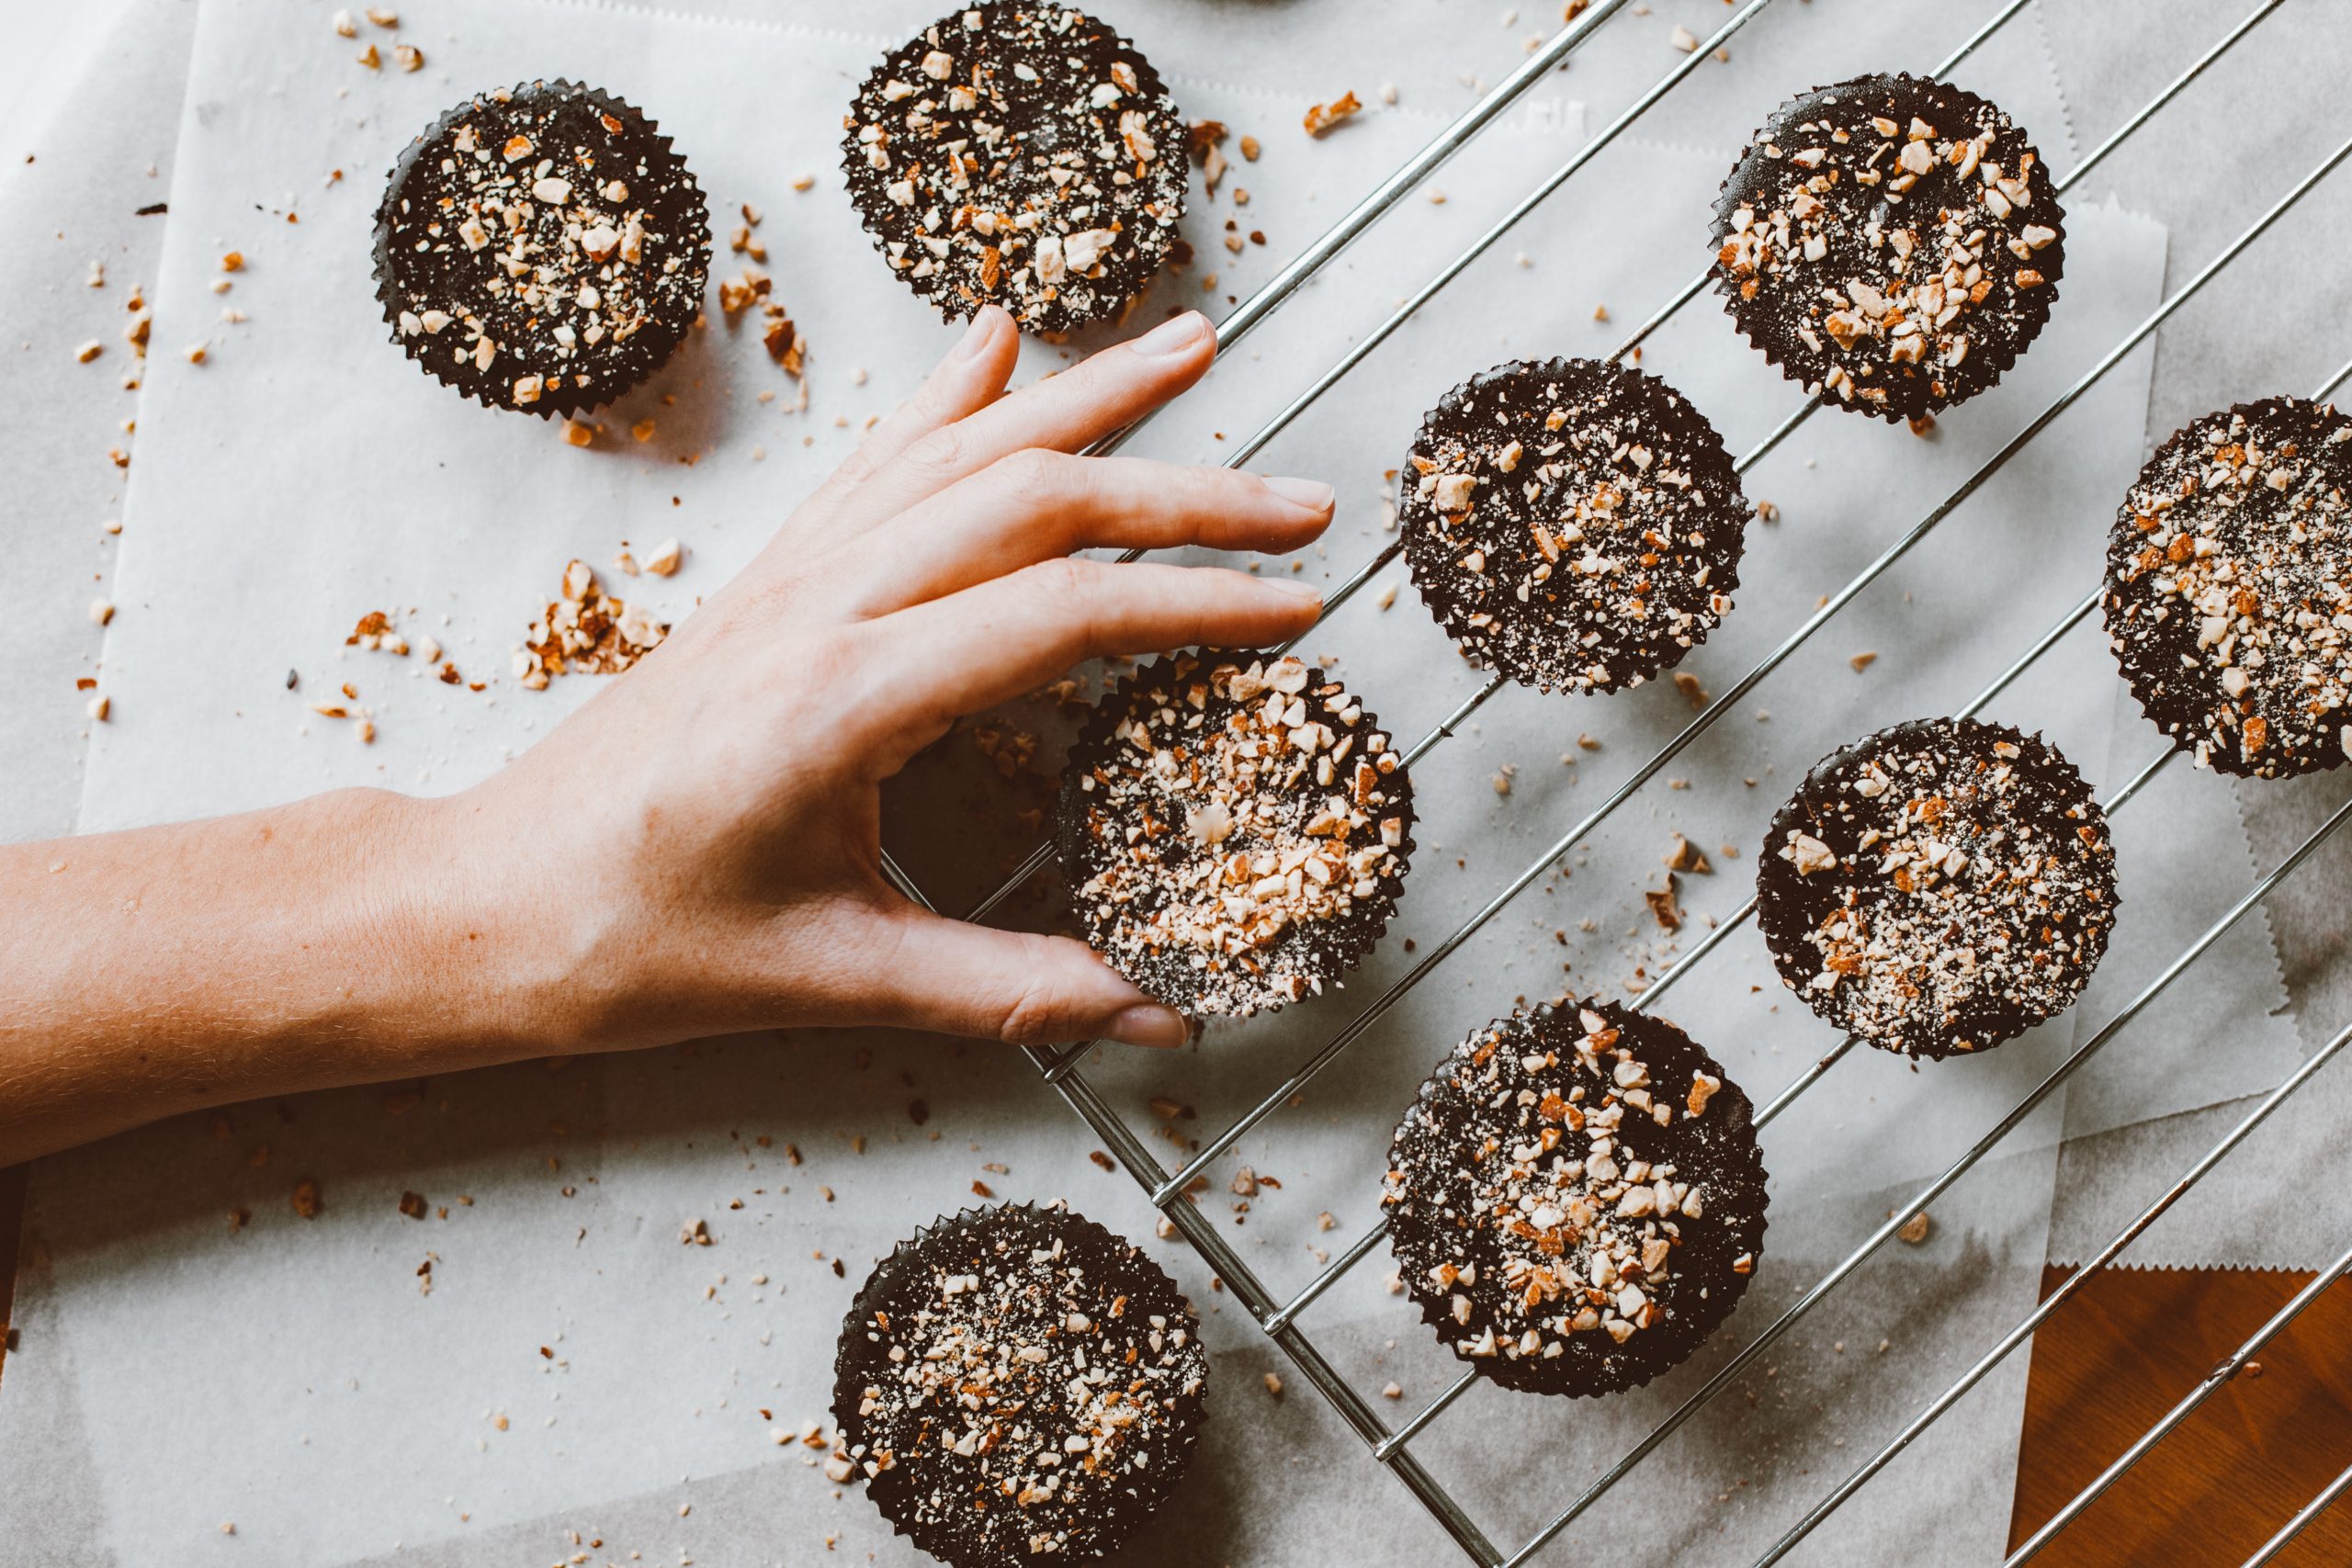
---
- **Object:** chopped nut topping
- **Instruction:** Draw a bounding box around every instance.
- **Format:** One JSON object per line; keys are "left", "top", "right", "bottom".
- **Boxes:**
{"left": 1065, "top": 652, "right": 1410, "bottom": 1019}
{"left": 1385, "top": 1003, "right": 1766, "bottom": 1393}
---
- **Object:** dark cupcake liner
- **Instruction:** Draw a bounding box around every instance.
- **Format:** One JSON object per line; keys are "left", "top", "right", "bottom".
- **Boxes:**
{"left": 1755, "top": 716, "right": 2118, "bottom": 1059}
{"left": 1384, "top": 1000, "right": 1770, "bottom": 1398}
{"left": 1397, "top": 357, "right": 1748, "bottom": 695}
{"left": 2105, "top": 394, "right": 2352, "bottom": 780}
{"left": 831, "top": 1201, "right": 1207, "bottom": 1568}
{"left": 1710, "top": 73, "right": 2065, "bottom": 423}
{"left": 840, "top": 3, "right": 1189, "bottom": 334}
{"left": 372, "top": 80, "right": 711, "bottom": 418}
{"left": 1053, "top": 649, "right": 1418, "bottom": 1020}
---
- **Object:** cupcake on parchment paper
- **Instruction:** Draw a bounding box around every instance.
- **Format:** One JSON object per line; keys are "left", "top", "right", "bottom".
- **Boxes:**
{"left": 2104, "top": 395, "right": 2352, "bottom": 779}
{"left": 1397, "top": 358, "right": 1749, "bottom": 696}
{"left": 1383, "top": 1001, "right": 1768, "bottom": 1397}
{"left": 842, "top": 3, "right": 1189, "bottom": 333}
{"left": 832, "top": 1201, "right": 1208, "bottom": 1568}
{"left": 373, "top": 81, "right": 710, "bottom": 416}
{"left": 1055, "top": 649, "right": 1415, "bottom": 1021}
{"left": 1756, "top": 717, "right": 2117, "bottom": 1060}
{"left": 1711, "top": 73, "right": 2064, "bottom": 423}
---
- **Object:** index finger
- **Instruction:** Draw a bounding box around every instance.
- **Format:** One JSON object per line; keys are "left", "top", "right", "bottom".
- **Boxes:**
{"left": 854, "top": 558, "right": 1320, "bottom": 773}
{"left": 823, "top": 310, "right": 1218, "bottom": 537}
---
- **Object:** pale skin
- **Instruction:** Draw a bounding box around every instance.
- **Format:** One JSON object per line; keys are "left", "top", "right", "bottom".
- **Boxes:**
{"left": 0, "top": 306, "right": 1332, "bottom": 1168}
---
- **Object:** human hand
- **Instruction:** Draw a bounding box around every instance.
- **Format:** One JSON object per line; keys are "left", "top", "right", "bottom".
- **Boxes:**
{"left": 431, "top": 306, "right": 1332, "bottom": 1055}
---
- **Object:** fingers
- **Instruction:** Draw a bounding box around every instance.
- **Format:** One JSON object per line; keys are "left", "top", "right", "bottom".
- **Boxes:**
{"left": 846, "top": 451, "right": 1334, "bottom": 614}
{"left": 758, "top": 306, "right": 1021, "bottom": 558}
{"left": 821, "top": 310, "right": 1217, "bottom": 537}
{"left": 852, "top": 558, "right": 1320, "bottom": 769}
{"left": 865, "top": 914, "right": 1188, "bottom": 1048}
{"left": 838, "top": 306, "right": 1022, "bottom": 481}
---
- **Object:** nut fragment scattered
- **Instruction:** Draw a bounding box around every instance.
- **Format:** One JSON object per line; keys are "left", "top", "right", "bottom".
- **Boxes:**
{"left": 1303, "top": 91, "right": 1362, "bottom": 138}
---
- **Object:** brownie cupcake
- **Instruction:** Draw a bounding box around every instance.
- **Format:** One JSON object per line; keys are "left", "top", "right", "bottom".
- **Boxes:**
{"left": 1383, "top": 1001, "right": 1768, "bottom": 1397}
{"left": 2105, "top": 396, "right": 2352, "bottom": 778}
{"left": 832, "top": 1201, "right": 1208, "bottom": 1567}
{"left": 1398, "top": 358, "right": 1748, "bottom": 694}
{"left": 1712, "top": 73, "right": 2064, "bottom": 422}
{"left": 842, "top": 3, "right": 1188, "bottom": 333}
{"left": 1056, "top": 650, "right": 1413, "bottom": 1020}
{"left": 1757, "top": 718, "right": 2116, "bottom": 1059}
{"left": 374, "top": 82, "right": 710, "bottom": 416}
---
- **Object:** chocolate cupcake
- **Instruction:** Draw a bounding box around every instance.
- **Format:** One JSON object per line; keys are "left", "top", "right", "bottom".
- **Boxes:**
{"left": 842, "top": 3, "right": 1188, "bottom": 333}
{"left": 1056, "top": 650, "right": 1413, "bottom": 1020}
{"left": 2105, "top": 397, "right": 2352, "bottom": 778}
{"left": 1757, "top": 718, "right": 2116, "bottom": 1059}
{"left": 1383, "top": 1001, "right": 1768, "bottom": 1397}
{"left": 374, "top": 82, "right": 710, "bottom": 416}
{"left": 1712, "top": 73, "right": 2064, "bottom": 422}
{"left": 1398, "top": 359, "right": 1747, "bottom": 694}
{"left": 832, "top": 1202, "right": 1208, "bottom": 1567}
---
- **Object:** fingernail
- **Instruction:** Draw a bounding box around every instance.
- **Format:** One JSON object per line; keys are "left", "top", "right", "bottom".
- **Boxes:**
{"left": 950, "top": 305, "right": 1007, "bottom": 362}
{"left": 1129, "top": 310, "right": 1210, "bottom": 357}
{"left": 1265, "top": 578, "right": 1324, "bottom": 604}
{"left": 1105, "top": 1004, "right": 1190, "bottom": 1048}
{"left": 1262, "top": 476, "right": 1335, "bottom": 513}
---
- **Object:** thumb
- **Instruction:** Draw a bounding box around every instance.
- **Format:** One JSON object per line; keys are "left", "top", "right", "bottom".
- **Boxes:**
{"left": 870, "top": 914, "right": 1189, "bottom": 1049}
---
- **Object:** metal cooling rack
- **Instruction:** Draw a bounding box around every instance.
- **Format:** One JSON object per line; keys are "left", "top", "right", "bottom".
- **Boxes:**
{"left": 878, "top": 1, "right": 2352, "bottom": 1561}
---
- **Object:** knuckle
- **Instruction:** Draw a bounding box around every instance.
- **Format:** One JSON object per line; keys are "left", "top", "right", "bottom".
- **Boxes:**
{"left": 1023, "top": 555, "right": 1100, "bottom": 606}
{"left": 902, "top": 423, "right": 970, "bottom": 480}
{"left": 994, "top": 970, "right": 1076, "bottom": 1047}
{"left": 997, "top": 446, "right": 1075, "bottom": 499}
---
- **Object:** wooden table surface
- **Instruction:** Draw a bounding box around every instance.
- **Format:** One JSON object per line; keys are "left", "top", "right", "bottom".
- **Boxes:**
{"left": 3, "top": 1162, "right": 2347, "bottom": 1562}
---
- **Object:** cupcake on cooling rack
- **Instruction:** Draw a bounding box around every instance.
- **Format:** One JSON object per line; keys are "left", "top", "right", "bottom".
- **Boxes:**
{"left": 842, "top": 3, "right": 1189, "bottom": 333}
{"left": 832, "top": 1201, "right": 1208, "bottom": 1568}
{"left": 374, "top": 82, "right": 710, "bottom": 416}
{"left": 2105, "top": 396, "right": 2352, "bottom": 779}
{"left": 1383, "top": 1001, "right": 1768, "bottom": 1397}
{"left": 1397, "top": 358, "right": 1749, "bottom": 695}
{"left": 1756, "top": 717, "right": 2117, "bottom": 1059}
{"left": 1056, "top": 650, "right": 1414, "bottom": 1021}
{"left": 1711, "top": 73, "right": 2064, "bottom": 422}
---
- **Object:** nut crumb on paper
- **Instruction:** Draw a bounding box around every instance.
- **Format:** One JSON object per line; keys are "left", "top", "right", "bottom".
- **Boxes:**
{"left": 1302, "top": 93, "right": 1361, "bottom": 139}
{"left": 516, "top": 560, "right": 668, "bottom": 690}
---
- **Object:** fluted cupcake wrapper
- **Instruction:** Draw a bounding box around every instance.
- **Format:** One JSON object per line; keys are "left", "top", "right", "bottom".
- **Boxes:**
{"left": 372, "top": 80, "right": 711, "bottom": 419}
{"left": 1710, "top": 73, "right": 2065, "bottom": 423}
{"left": 839, "top": 3, "right": 1189, "bottom": 335}
{"left": 1054, "top": 648, "right": 1419, "bottom": 1021}
{"left": 2104, "top": 395, "right": 2352, "bottom": 780}
{"left": 1397, "top": 356, "right": 1749, "bottom": 696}
{"left": 831, "top": 1201, "right": 1208, "bottom": 1568}
{"left": 1384, "top": 1000, "right": 1770, "bottom": 1397}
{"left": 1755, "top": 716, "right": 2119, "bottom": 1059}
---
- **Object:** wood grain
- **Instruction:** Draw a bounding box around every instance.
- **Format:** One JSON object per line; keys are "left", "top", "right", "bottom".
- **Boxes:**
{"left": 2013, "top": 1264, "right": 2352, "bottom": 1565}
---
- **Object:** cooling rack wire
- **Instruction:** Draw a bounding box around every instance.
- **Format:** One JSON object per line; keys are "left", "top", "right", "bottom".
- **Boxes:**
{"left": 873, "top": 1, "right": 2350, "bottom": 1560}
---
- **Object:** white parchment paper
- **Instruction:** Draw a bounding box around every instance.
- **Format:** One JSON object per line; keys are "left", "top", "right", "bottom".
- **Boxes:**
{"left": 1, "top": 1, "right": 2263, "bottom": 1564}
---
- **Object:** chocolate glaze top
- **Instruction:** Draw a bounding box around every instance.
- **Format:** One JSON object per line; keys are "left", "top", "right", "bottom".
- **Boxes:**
{"left": 2105, "top": 396, "right": 2352, "bottom": 779}
{"left": 1385, "top": 1001, "right": 1768, "bottom": 1397}
{"left": 1057, "top": 650, "right": 1414, "bottom": 1019}
{"left": 833, "top": 1202, "right": 1207, "bottom": 1568}
{"left": 1398, "top": 358, "right": 1748, "bottom": 694}
{"left": 842, "top": 3, "right": 1188, "bottom": 333}
{"left": 1756, "top": 717, "right": 2116, "bottom": 1059}
{"left": 374, "top": 82, "right": 709, "bottom": 416}
{"left": 1712, "top": 73, "right": 2064, "bottom": 421}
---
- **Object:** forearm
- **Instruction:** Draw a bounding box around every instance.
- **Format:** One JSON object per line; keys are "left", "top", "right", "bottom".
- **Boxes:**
{"left": 0, "top": 788, "right": 568, "bottom": 1166}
